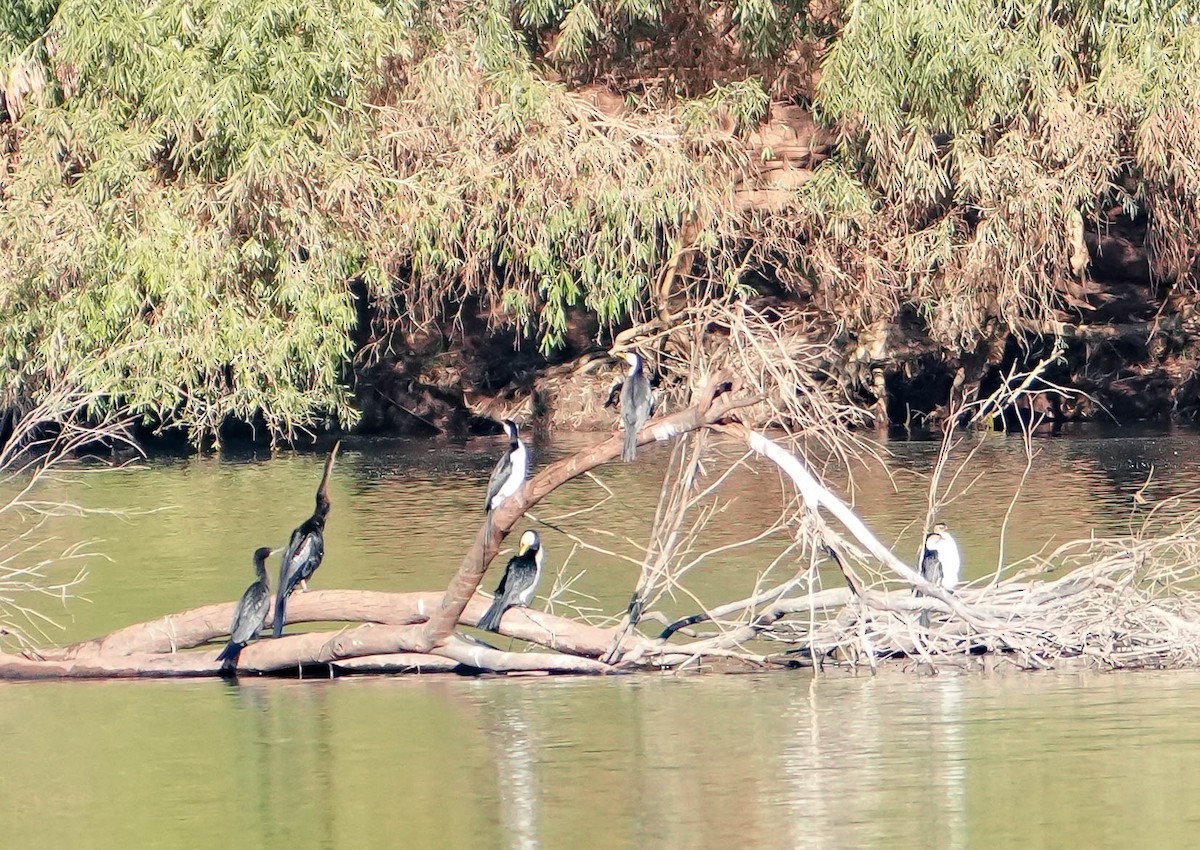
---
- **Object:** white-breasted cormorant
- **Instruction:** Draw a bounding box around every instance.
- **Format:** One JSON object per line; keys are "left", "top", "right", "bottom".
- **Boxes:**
{"left": 485, "top": 419, "right": 528, "bottom": 513}
{"left": 918, "top": 522, "right": 962, "bottom": 627}
{"left": 273, "top": 442, "right": 339, "bottom": 638}
{"left": 619, "top": 351, "right": 655, "bottom": 462}
{"left": 477, "top": 529, "right": 544, "bottom": 632}
{"left": 217, "top": 546, "right": 274, "bottom": 672}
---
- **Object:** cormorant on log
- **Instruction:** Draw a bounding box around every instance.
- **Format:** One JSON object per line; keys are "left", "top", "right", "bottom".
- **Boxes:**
{"left": 273, "top": 442, "right": 340, "bottom": 638}
{"left": 619, "top": 351, "right": 656, "bottom": 462}
{"left": 477, "top": 530, "right": 544, "bottom": 632}
{"left": 918, "top": 522, "right": 962, "bottom": 627}
{"left": 216, "top": 546, "right": 274, "bottom": 673}
{"left": 484, "top": 419, "right": 528, "bottom": 513}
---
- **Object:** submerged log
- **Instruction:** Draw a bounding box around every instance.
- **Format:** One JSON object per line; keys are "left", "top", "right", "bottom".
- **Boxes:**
{"left": 4, "top": 374, "right": 758, "bottom": 679}
{"left": 43, "top": 590, "right": 447, "bottom": 659}
{"left": 9, "top": 370, "right": 1197, "bottom": 679}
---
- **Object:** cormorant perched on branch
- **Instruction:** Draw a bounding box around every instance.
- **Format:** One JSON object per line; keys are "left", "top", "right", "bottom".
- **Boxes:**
{"left": 619, "top": 351, "right": 655, "bottom": 462}
{"left": 273, "top": 442, "right": 339, "bottom": 638}
{"left": 216, "top": 546, "right": 274, "bottom": 672}
{"left": 477, "top": 530, "right": 544, "bottom": 632}
{"left": 485, "top": 419, "right": 527, "bottom": 513}
{"left": 918, "top": 522, "right": 962, "bottom": 627}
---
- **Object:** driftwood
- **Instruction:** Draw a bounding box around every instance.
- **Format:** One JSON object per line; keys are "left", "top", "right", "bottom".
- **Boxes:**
{"left": 8, "top": 361, "right": 1200, "bottom": 678}
{"left": 2, "top": 373, "right": 760, "bottom": 678}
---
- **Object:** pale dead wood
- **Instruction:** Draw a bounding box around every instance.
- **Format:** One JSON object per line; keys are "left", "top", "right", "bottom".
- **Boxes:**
{"left": 420, "top": 370, "right": 758, "bottom": 650}
{"left": 11, "top": 349, "right": 1200, "bottom": 679}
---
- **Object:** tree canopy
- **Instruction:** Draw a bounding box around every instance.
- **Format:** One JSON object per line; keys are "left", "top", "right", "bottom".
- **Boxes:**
{"left": 2, "top": 0, "right": 1199, "bottom": 440}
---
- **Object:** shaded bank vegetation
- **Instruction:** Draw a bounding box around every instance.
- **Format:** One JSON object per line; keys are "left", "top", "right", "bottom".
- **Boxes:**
{"left": 4, "top": 314, "right": 1198, "bottom": 678}
{"left": 1, "top": 1, "right": 1200, "bottom": 442}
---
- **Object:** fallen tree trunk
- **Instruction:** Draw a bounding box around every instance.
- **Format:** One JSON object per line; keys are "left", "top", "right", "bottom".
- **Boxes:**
{"left": 6, "top": 374, "right": 760, "bottom": 678}
{"left": 10, "top": 374, "right": 1200, "bottom": 678}
{"left": 41, "top": 590, "right": 447, "bottom": 659}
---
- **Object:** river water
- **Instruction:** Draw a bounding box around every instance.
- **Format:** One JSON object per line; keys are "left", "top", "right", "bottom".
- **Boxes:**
{"left": 3, "top": 427, "right": 1200, "bottom": 847}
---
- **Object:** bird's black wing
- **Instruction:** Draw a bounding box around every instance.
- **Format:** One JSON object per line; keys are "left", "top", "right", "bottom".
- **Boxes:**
{"left": 278, "top": 526, "right": 307, "bottom": 595}
{"left": 490, "top": 562, "right": 510, "bottom": 599}
{"left": 505, "top": 555, "right": 539, "bottom": 605}
{"left": 280, "top": 526, "right": 321, "bottom": 597}
{"left": 273, "top": 526, "right": 321, "bottom": 637}
{"left": 627, "top": 374, "right": 652, "bottom": 424}
{"left": 603, "top": 381, "right": 622, "bottom": 409}
{"left": 920, "top": 549, "right": 943, "bottom": 588}
{"left": 485, "top": 450, "right": 513, "bottom": 511}
{"left": 478, "top": 557, "right": 515, "bottom": 631}
{"left": 229, "top": 581, "right": 271, "bottom": 646}
{"left": 298, "top": 532, "right": 325, "bottom": 583}
{"left": 620, "top": 373, "right": 653, "bottom": 461}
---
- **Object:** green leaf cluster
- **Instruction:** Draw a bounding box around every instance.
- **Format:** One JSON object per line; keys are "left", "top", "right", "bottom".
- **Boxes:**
{"left": 0, "top": 0, "right": 406, "bottom": 441}
{"left": 806, "top": 0, "right": 1200, "bottom": 345}
{"left": 0, "top": 1, "right": 750, "bottom": 441}
{"left": 5, "top": 0, "right": 1200, "bottom": 442}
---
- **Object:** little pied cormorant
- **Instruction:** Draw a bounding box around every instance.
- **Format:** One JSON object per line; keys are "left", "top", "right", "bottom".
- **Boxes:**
{"left": 273, "top": 442, "right": 339, "bottom": 638}
{"left": 485, "top": 419, "right": 528, "bottom": 513}
{"left": 217, "top": 546, "right": 275, "bottom": 672}
{"left": 619, "top": 351, "right": 656, "bottom": 462}
{"left": 477, "top": 529, "right": 544, "bottom": 632}
{"left": 918, "top": 522, "right": 962, "bottom": 627}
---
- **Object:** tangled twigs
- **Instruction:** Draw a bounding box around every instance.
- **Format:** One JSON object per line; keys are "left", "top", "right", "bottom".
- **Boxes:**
{"left": 0, "top": 372, "right": 759, "bottom": 678}
{"left": 9, "top": 372, "right": 1200, "bottom": 678}
{"left": 0, "top": 377, "right": 142, "bottom": 648}
{"left": 420, "top": 369, "right": 755, "bottom": 652}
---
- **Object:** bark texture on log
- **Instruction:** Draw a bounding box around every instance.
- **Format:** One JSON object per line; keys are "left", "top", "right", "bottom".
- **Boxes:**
{"left": 420, "top": 371, "right": 755, "bottom": 649}
{"left": 9, "top": 591, "right": 652, "bottom": 678}
{"left": 2, "top": 378, "right": 769, "bottom": 679}
{"left": 42, "top": 590, "right": 446, "bottom": 660}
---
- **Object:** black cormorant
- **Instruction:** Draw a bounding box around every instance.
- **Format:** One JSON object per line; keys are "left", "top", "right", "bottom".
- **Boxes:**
{"left": 216, "top": 546, "right": 274, "bottom": 672}
{"left": 273, "top": 442, "right": 339, "bottom": 638}
{"left": 619, "top": 351, "right": 655, "bottom": 462}
{"left": 477, "top": 529, "right": 544, "bottom": 632}
{"left": 918, "top": 522, "right": 962, "bottom": 627}
{"left": 485, "top": 419, "right": 528, "bottom": 513}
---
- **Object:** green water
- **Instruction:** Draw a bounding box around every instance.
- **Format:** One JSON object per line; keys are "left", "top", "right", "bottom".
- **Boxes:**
{"left": 3, "top": 428, "right": 1200, "bottom": 848}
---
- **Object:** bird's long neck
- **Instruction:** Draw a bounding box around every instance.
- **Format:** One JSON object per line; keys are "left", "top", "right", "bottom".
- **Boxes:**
{"left": 312, "top": 495, "right": 330, "bottom": 525}
{"left": 627, "top": 359, "right": 641, "bottom": 378}
{"left": 313, "top": 443, "right": 338, "bottom": 522}
{"left": 254, "top": 557, "right": 269, "bottom": 586}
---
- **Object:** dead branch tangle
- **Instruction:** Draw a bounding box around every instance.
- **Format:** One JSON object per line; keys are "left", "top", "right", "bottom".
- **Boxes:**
{"left": 4, "top": 369, "right": 1196, "bottom": 679}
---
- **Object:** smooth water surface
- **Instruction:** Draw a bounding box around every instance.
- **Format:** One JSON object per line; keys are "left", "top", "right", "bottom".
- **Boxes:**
{"left": 3, "top": 427, "right": 1200, "bottom": 848}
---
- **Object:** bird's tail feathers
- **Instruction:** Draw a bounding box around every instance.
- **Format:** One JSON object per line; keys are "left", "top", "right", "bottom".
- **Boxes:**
{"left": 915, "top": 586, "right": 932, "bottom": 628}
{"left": 477, "top": 597, "right": 506, "bottom": 632}
{"left": 622, "top": 426, "right": 637, "bottom": 462}
{"left": 216, "top": 641, "right": 242, "bottom": 668}
{"left": 272, "top": 596, "right": 288, "bottom": 638}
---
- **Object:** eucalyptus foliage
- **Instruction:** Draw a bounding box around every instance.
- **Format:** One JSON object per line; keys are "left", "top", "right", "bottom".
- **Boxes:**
{"left": 3, "top": 0, "right": 1200, "bottom": 440}
{"left": 0, "top": 0, "right": 747, "bottom": 441}
{"left": 809, "top": 0, "right": 1200, "bottom": 344}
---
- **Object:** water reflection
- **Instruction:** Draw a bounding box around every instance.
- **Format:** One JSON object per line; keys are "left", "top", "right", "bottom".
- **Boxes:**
{"left": 7, "top": 432, "right": 1200, "bottom": 847}
{"left": 4, "top": 670, "right": 1200, "bottom": 847}
{"left": 482, "top": 688, "right": 541, "bottom": 850}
